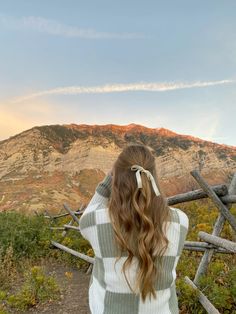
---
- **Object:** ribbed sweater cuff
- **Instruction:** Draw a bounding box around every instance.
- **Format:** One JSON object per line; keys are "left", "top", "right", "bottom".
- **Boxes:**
{"left": 96, "top": 174, "right": 112, "bottom": 198}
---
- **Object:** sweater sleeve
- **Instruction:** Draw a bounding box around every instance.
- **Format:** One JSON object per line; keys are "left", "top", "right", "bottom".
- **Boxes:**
{"left": 175, "top": 208, "right": 189, "bottom": 256}
{"left": 79, "top": 174, "right": 112, "bottom": 238}
{"left": 96, "top": 173, "right": 112, "bottom": 198}
{"left": 84, "top": 173, "right": 112, "bottom": 209}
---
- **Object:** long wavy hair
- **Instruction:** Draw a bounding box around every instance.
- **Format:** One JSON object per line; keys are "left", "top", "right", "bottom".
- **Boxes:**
{"left": 108, "top": 144, "right": 171, "bottom": 302}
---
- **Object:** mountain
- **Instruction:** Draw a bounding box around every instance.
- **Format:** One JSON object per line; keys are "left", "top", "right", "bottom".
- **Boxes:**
{"left": 0, "top": 123, "right": 235, "bottom": 213}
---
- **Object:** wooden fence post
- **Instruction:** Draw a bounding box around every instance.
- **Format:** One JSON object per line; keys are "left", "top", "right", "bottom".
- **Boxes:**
{"left": 184, "top": 276, "right": 220, "bottom": 314}
{"left": 193, "top": 172, "right": 236, "bottom": 284}
{"left": 44, "top": 172, "right": 236, "bottom": 314}
{"left": 198, "top": 231, "right": 236, "bottom": 253}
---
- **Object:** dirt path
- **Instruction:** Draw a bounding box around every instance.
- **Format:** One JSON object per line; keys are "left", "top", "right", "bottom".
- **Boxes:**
{"left": 27, "top": 262, "right": 90, "bottom": 314}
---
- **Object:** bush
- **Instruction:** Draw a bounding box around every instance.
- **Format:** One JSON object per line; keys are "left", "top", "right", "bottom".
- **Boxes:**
{"left": 1, "top": 201, "right": 235, "bottom": 313}
{"left": 0, "top": 211, "right": 51, "bottom": 260}
{"left": 0, "top": 246, "right": 17, "bottom": 290}
{"left": 175, "top": 201, "right": 236, "bottom": 313}
{"left": 0, "top": 304, "right": 9, "bottom": 314}
{"left": 6, "top": 266, "right": 60, "bottom": 311}
{"left": 176, "top": 278, "right": 202, "bottom": 314}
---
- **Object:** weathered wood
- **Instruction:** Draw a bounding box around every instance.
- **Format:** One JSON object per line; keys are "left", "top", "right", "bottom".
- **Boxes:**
{"left": 44, "top": 204, "right": 85, "bottom": 220}
{"left": 44, "top": 209, "right": 53, "bottom": 219}
{"left": 229, "top": 173, "right": 236, "bottom": 196}
{"left": 63, "top": 203, "right": 81, "bottom": 225}
{"left": 47, "top": 210, "right": 83, "bottom": 219}
{"left": 185, "top": 241, "right": 229, "bottom": 251}
{"left": 184, "top": 276, "right": 220, "bottom": 314}
{"left": 185, "top": 241, "right": 218, "bottom": 248}
{"left": 167, "top": 184, "right": 228, "bottom": 205}
{"left": 45, "top": 173, "right": 236, "bottom": 313}
{"left": 51, "top": 241, "right": 94, "bottom": 264}
{"left": 44, "top": 192, "right": 236, "bottom": 221}
{"left": 86, "top": 264, "right": 93, "bottom": 274}
{"left": 44, "top": 187, "right": 236, "bottom": 221}
{"left": 198, "top": 231, "right": 236, "bottom": 253}
{"left": 184, "top": 241, "right": 231, "bottom": 253}
{"left": 64, "top": 224, "right": 80, "bottom": 231}
{"left": 184, "top": 246, "right": 231, "bottom": 253}
{"left": 226, "top": 175, "right": 236, "bottom": 242}
{"left": 44, "top": 215, "right": 52, "bottom": 219}
{"left": 190, "top": 170, "right": 236, "bottom": 232}
{"left": 194, "top": 173, "right": 236, "bottom": 284}
{"left": 44, "top": 211, "right": 83, "bottom": 220}
{"left": 214, "top": 174, "right": 236, "bottom": 236}
{"left": 62, "top": 219, "right": 74, "bottom": 237}
{"left": 221, "top": 195, "right": 236, "bottom": 204}
{"left": 50, "top": 227, "right": 65, "bottom": 231}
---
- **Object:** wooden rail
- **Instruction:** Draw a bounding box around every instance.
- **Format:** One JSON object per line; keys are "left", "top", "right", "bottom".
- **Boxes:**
{"left": 44, "top": 171, "right": 236, "bottom": 313}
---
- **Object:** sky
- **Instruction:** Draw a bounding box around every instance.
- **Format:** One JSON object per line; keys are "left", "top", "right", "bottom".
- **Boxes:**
{"left": 0, "top": 1, "right": 236, "bottom": 146}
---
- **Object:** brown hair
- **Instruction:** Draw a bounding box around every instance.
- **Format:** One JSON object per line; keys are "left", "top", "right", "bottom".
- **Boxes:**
{"left": 108, "top": 144, "right": 171, "bottom": 302}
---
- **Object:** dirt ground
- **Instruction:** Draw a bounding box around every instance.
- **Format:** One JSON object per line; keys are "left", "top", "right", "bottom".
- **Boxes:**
{"left": 26, "top": 262, "right": 91, "bottom": 314}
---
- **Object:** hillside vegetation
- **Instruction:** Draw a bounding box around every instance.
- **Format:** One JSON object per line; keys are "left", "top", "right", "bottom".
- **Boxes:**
{"left": 0, "top": 199, "right": 236, "bottom": 313}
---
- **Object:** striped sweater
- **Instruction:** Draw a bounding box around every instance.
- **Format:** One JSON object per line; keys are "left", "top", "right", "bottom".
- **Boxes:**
{"left": 79, "top": 174, "right": 189, "bottom": 314}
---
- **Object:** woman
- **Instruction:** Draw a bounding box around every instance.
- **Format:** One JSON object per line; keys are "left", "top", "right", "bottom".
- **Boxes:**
{"left": 79, "top": 144, "right": 189, "bottom": 314}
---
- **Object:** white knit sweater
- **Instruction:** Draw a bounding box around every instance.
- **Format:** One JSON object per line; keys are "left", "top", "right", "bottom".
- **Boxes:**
{"left": 79, "top": 175, "right": 189, "bottom": 314}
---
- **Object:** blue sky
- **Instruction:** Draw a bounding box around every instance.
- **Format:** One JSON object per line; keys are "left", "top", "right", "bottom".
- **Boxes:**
{"left": 0, "top": 1, "right": 236, "bottom": 145}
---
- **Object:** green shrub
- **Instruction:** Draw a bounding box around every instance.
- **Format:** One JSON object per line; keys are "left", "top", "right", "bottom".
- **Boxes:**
{"left": 49, "top": 215, "right": 92, "bottom": 268}
{"left": 176, "top": 278, "right": 203, "bottom": 314}
{"left": 1, "top": 201, "right": 235, "bottom": 313}
{"left": 7, "top": 266, "right": 60, "bottom": 311}
{"left": 0, "top": 211, "right": 51, "bottom": 260}
{"left": 0, "top": 304, "right": 9, "bottom": 314}
{"left": 175, "top": 201, "right": 236, "bottom": 313}
{"left": 0, "top": 210, "right": 91, "bottom": 269}
{"left": 0, "top": 246, "right": 17, "bottom": 290}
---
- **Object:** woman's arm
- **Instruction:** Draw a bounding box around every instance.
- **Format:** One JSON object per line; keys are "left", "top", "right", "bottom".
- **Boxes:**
{"left": 96, "top": 173, "right": 113, "bottom": 198}
{"left": 79, "top": 173, "right": 112, "bottom": 223}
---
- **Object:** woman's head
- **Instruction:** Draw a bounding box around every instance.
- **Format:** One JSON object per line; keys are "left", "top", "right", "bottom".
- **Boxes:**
{"left": 108, "top": 144, "right": 170, "bottom": 302}
{"left": 112, "top": 144, "right": 159, "bottom": 198}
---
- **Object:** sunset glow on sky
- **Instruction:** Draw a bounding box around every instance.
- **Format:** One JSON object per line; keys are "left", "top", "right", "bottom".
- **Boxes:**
{"left": 0, "top": 1, "right": 236, "bottom": 145}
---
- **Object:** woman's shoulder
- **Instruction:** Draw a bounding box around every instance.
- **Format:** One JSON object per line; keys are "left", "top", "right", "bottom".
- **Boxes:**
{"left": 169, "top": 206, "right": 189, "bottom": 230}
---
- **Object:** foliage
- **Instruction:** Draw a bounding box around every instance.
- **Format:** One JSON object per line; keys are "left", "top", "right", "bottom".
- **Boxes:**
{"left": 37, "top": 125, "right": 80, "bottom": 153}
{"left": 196, "top": 260, "right": 236, "bottom": 312}
{"left": 0, "top": 211, "right": 51, "bottom": 260}
{"left": 0, "top": 246, "right": 17, "bottom": 290}
{"left": 0, "top": 199, "right": 235, "bottom": 313}
{"left": 175, "top": 200, "right": 236, "bottom": 313}
{"left": 177, "top": 279, "right": 203, "bottom": 314}
{"left": 6, "top": 266, "right": 60, "bottom": 311}
{"left": 0, "top": 304, "right": 9, "bottom": 314}
{"left": 0, "top": 210, "right": 91, "bottom": 270}
{"left": 50, "top": 215, "right": 94, "bottom": 269}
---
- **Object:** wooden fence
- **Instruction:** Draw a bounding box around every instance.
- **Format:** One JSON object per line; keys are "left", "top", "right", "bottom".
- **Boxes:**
{"left": 44, "top": 170, "right": 236, "bottom": 314}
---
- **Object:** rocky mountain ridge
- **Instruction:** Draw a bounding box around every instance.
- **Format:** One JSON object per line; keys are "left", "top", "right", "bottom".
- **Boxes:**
{"left": 0, "top": 123, "right": 235, "bottom": 213}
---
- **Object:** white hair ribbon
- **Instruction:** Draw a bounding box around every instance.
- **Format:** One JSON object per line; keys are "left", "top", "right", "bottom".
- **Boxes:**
{"left": 131, "top": 165, "right": 160, "bottom": 196}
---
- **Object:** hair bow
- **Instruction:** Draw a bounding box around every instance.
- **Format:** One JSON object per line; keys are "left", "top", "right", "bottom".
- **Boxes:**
{"left": 131, "top": 165, "right": 160, "bottom": 196}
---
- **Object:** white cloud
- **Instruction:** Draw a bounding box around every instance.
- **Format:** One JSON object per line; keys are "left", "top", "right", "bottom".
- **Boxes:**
{"left": 0, "top": 14, "right": 143, "bottom": 39}
{"left": 8, "top": 79, "right": 235, "bottom": 104}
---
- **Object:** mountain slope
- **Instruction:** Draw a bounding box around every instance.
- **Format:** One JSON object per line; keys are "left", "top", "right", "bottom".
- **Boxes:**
{"left": 0, "top": 123, "right": 235, "bottom": 213}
